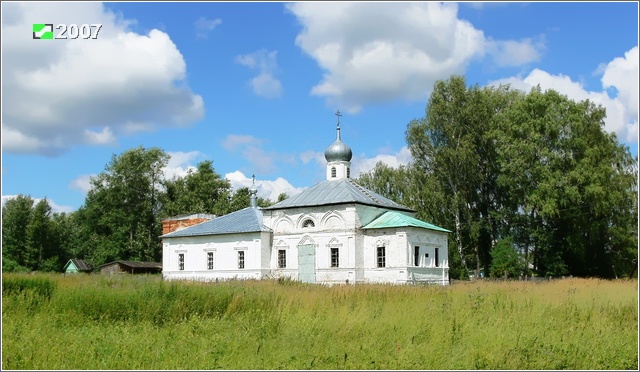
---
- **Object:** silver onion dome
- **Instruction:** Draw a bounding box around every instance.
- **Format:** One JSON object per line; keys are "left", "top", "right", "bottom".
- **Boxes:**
{"left": 324, "top": 126, "right": 352, "bottom": 162}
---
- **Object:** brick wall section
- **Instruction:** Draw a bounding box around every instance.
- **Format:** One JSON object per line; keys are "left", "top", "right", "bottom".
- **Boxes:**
{"left": 162, "top": 218, "right": 212, "bottom": 235}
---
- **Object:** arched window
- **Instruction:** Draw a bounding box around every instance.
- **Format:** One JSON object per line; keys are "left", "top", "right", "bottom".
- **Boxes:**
{"left": 331, "top": 248, "right": 339, "bottom": 268}
{"left": 302, "top": 219, "right": 315, "bottom": 228}
{"left": 377, "top": 246, "right": 386, "bottom": 268}
{"left": 331, "top": 167, "right": 337, "bottom": 178}
{"left": 347, "top": 167, "right": 350, "bottom": 178}
{"left": 376, "top": 240, "right": 386, "bottom": 268}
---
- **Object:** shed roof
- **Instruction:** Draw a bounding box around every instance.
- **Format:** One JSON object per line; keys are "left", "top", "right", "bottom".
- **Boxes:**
{"left": 64, "top": 259, "right": 93, "bottom": 271}
{"left": 263, "top": 178, "right": 413, "bottom": 212}
{"left": 160, "top": 207, "right": 271, "bottom": 238}
{"left": 99, "top": 261, "right": 162, "bottom": 269}
{"left": 363, "top": 210, "right": 451, "bottom": 233}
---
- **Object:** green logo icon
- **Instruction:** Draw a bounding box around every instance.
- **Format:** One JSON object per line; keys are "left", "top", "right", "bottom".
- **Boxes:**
{"left": 33, "top": 24, "right": 53, "bottom": 39}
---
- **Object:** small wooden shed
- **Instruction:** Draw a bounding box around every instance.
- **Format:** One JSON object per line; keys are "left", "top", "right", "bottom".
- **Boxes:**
{"left": 99, "top": 260, "right": 162, "bottom": 275}
{"left": 63, "top": 259, "right": 93, "bottom": 274}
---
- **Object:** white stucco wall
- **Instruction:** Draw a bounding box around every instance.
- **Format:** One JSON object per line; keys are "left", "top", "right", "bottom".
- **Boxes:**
{"left": 362, "top": 226, "right": 449, "bottom": 285}
{"left": 162, "top": 231, "right": 271, "bottom": 281}
{"left": 162, "top": 204, "right": 449, "bottom": 285}
{"left": 264, "top": 204, "right": 359, "bottom": 284}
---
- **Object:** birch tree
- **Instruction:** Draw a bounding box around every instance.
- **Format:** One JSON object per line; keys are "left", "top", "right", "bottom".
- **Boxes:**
{"left": 80, "top": 146, "right": 169, "bottom": 264}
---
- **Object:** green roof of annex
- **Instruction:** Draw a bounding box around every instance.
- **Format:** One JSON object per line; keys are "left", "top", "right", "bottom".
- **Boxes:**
{"left": 363, "top": 210, "right": 451, "bottom": 233}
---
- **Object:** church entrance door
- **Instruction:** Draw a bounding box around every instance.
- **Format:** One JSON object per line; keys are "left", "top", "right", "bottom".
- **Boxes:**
{"left": 298, "top": 244, "right": 316, "bottom": 283}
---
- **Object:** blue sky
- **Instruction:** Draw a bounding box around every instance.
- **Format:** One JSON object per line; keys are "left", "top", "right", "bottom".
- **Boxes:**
{"left": 2, "top": 1, "right": 638, "bottom": 213}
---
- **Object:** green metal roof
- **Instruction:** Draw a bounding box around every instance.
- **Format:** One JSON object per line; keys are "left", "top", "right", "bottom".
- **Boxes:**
{"left": 362, "top": 211, "right": 451, "bottom": 233}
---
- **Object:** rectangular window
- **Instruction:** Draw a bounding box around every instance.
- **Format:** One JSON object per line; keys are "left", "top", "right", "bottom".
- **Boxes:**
{"left": 414, "top": 246, "right": 420, "bottom": 266}
{"left": 434, "top": 248, "right": 439, "bottom": 268}
{"left": 377, "top": 246, "right": 386, "bottom": 268}
{"left": 178, "top": 253, "right": 184, "bottom": 271}
{"left": 238, "top": 251, "right": 245, "bottom": 269}
{"left": 278, "top": 249, "right": 287, "bottom": 269}
{"left": 207, "top": 252, "right": 214, "bottom": 270}
{"left": 331, "top": 247, "right": 339, "bottom": 268}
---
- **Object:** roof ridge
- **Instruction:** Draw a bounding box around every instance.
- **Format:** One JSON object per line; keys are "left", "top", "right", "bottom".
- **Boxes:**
{"left": 262, "top": 178, "right": 413, "bottom": 212}
{"left": 350, "top": 179, "right": 383, "bottom": 204}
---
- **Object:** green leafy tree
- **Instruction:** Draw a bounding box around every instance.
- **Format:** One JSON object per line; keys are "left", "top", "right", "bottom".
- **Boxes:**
{"left": 50, "top": 211, "right": 87, "bottom": 270}
{"left": 277, "top": 193, "right": 288, "bottom": 203}
{"left": 489, "top": 237, "right": 522, "bottom": 278}
{"left": 257, "top": 196, "right": 274, "bottom": 208}
{"left": 406, "top": 76, "right": 515, "bottom": 276}
{"left": 80, "top": 146, "right": 170, "bottom": 265}
{"left": 495, "top": 87, "right": 637, "bottom": 277}
{"left": 221, "top": 187, "right": 273, "bottom": 213}
{"left": 161, "top": 160, "right": 233, "bottom": 217}
{"left": 362, "top": 75, "right": 637, "bottom": 279}
{"left": 2, "top": 195, "right": 34, "bottom": 270}
{"left": 25, "top": 198, "right": 54, "bottom": 271}
{"left": 2, "top": 196, "right": 67, "bottom": 272}
{"left": 357, "top": 161, "right": 411, "bottom": 205}
{"left": 63, "top": 207, "right": 102, "bottom": 265}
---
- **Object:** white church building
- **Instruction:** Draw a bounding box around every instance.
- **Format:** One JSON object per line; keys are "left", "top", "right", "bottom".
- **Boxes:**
{"left": 161, "top": 113, "right": 450, "bottom": 285}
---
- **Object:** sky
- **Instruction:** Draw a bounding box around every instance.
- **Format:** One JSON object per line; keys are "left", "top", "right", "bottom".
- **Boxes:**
{"left": 2, "top": 1, "right": 639, "bottom": 214}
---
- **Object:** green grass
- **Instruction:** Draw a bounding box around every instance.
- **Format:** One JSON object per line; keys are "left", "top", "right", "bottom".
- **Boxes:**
{"left": 2, "top": 273, "right": 638, "bottom": 370}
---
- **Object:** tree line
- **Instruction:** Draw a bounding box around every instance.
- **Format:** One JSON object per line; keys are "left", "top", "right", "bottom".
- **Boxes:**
{"left": 3, "top": 75, "right": 637, "bottom": 278}
{"left": 2, "top": 147, "right": 281, "bottom": 272}
{"left": 357, "top": 75, "right": 638, "bottom": 279}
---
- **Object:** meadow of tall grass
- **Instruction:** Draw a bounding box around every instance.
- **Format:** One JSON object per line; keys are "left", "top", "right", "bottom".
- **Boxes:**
{"left": 2, "top": 273, "right": 637, "bottom": 370}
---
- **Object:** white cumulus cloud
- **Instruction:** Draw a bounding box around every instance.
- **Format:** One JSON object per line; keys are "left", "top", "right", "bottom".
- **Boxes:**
{"left": 83, "top": 127, "right": 117, "bottom": 146}
{"left": 601, "top": 46, "right": 638, "bottom": 130}
{"left": 287, "top": 2, "right": 543, "bottom": 113}
{"left": 69, "top": 174, "right": 95, "bottom": 194}
{"left": 351, "top": 146, "right": 413, "bottom": 178}
{"left": 236, "top": 49, "right": 283, "bottom": 99}
{"left": 68, "top": 151, "right": 205, "bottom": 197}
{"left": 222, "top": 134, "right": 279, "bottom": 174}
{"left": 300, "top": 150, "right": 325, "bottom": 167}
{"left": 194, "top": 17, "right": 222, "bottom": 38}
{"left": 1, "top": 195, "right": 74, "bottom": 214}
{"left": 463, "top": 2, "right": 511, "bottom": 11}
{"left": 224, "top": 170, "right": 306, "bottom": 202}
{"left": 1, "top": 2, "right": 204, "bottom": 156}
{"left": 163, "top": 151, "right": 204, "bottom": 180}
{"left": 485, "top": 37, "right": 546, "bottom": 67}
{"left": 488, "top": 46, "right": 639, "bottom": 144}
